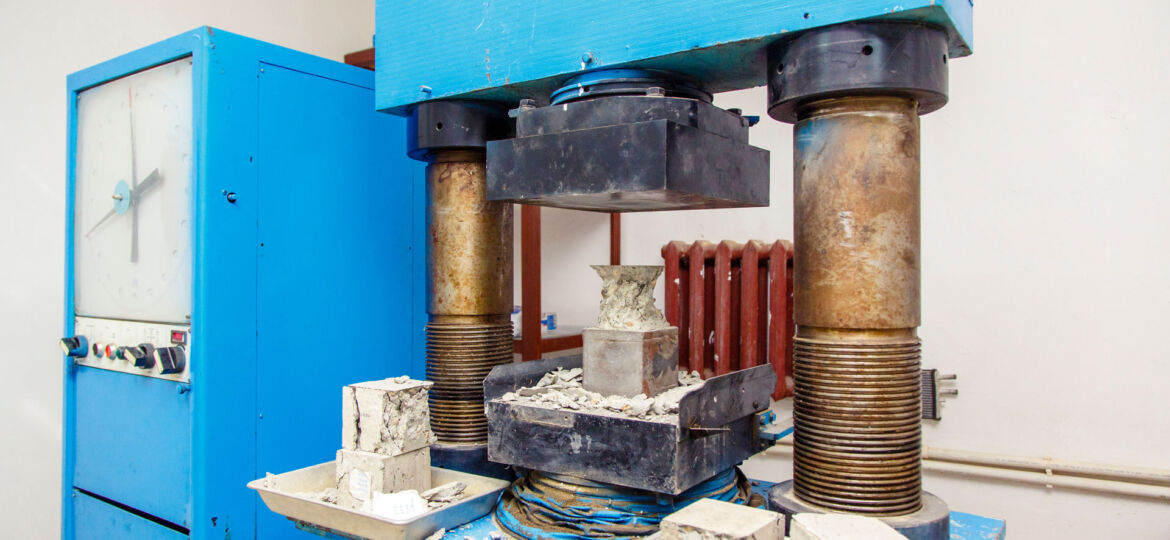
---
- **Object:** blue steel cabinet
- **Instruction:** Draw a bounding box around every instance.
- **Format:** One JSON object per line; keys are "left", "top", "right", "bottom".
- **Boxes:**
{"left": 63, "top": 27, "right": 425, "bottom": 539}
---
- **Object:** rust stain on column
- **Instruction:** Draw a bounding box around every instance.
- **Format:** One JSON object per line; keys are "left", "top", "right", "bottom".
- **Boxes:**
{"left": 425, "top": 149, "right": 514, "bottom": 444}
{"left": 792, "top": 96, "right": 924, "bottom": 515}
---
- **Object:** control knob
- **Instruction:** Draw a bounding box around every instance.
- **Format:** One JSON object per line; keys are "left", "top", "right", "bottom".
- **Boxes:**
{"left": 59, "top": 336, "right": 88, "bottom": 357}
{"left": 125, "top": 344, "right": 156, "bottom": 369}
{"left": 154, "top": 347, "right": 186, "bottom": 375}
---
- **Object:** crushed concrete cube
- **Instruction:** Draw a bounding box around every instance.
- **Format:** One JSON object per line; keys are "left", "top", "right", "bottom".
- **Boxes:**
{"left": 335, "top": 447, "right": 431, "bottom": 510}
{"left": 790, "top": 513, "right": 908, "bottom": 540}
{"left": 583, "top": 327, "right": 679, "bottom": 397}
{"left": 660, "top": 498, "right": 784, "bottom": 540}
{"left": 342, "top": 377, "right": 436, "bottom": 455}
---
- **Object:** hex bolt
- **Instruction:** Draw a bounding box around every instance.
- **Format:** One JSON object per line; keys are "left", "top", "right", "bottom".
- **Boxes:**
{"left": 646, "top": 87, "right": 666, "bottom": 97}
{"left": 519, "top": 98, "right": 537, "bottom": 110}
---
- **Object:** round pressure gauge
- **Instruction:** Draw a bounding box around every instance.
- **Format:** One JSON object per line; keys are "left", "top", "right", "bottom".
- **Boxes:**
{"left": 73, "top": 58, "right": 193, "bottom": 323}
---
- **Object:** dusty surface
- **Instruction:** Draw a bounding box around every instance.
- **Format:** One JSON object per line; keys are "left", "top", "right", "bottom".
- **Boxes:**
{"left": 496, "top": 367, "right": 703, "bottom": 422}
{"left": 659, "top": 498, "right": 784, "bottom": 540}
{"left": 343, "top": 376, "right": 436, "bottom": 456}
{"left": 592, "top": 265, "right": 670, "bottom": 331}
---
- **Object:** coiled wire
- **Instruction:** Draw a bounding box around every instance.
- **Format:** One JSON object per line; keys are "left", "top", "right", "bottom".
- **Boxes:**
{"left": 495, "top": 468, "right": 751, "bottom": 539}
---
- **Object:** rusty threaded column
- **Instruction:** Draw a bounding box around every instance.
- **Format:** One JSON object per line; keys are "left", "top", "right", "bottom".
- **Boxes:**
{"left": 791, "top": 96, "right": 923, "bottom": 515}
{"left": 425, "top": 149, "right": 514, "bottom": 445}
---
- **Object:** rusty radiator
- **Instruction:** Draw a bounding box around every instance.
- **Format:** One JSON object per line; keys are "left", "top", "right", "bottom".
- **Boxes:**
{"left": 661, "top": 240, "right": 794, "bottom": 399}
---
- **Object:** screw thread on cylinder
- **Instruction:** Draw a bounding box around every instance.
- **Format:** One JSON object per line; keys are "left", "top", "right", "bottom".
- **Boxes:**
{"left": 791, "top": 96, "right": 924, "bottom": 516}
{"left": 792, "top": 328, "right": 922, "bottom": 515}
{"left": 425, "top": 319, "right": 513, "bottom": 443}
{"left": 424, "top": 150, "right": 514, "bottom": 447}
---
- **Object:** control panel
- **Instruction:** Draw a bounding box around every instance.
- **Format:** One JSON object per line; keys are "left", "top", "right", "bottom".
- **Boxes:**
{"left": 66, "top": 317, "right": 190, "bottom": 382}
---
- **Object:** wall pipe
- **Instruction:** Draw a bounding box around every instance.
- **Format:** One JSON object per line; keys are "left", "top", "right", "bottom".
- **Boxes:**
{"left": 765, "top": 442, "right": 1170, "bottom": 500}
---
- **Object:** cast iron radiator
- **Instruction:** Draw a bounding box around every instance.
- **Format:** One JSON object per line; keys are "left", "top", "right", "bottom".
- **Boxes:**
{"left": 662, "top": 240, "right": 794, "bottom": 399}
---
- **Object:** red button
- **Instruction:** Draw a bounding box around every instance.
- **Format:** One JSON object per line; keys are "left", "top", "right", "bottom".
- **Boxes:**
{"left": 171, "top": 330, "right": 186, "bottom": 344}
{"left": 105, "top": 345, "right": 115, "bottom": 358}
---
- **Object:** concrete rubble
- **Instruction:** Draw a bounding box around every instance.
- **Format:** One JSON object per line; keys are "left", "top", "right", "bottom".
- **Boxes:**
{"left": 659, "top": 498, "right": 784, "bottom": 539}
{"left": 498, "top": 367, "right": 704, "bottom": 422}
{"left": 329, "top": 376, "right": 439, "bottom": 516}
{"left": 584, "top": 265, "right": 680, "bottom": 397}
{"left": 335, "top": 447, "right": 431, "bottom": 510}
{"left": 591, "top": 265, "right": 670, "bottom": 331}
{"left": 342, "top": 376, "right": 437, "bottom": 456}
{"left": 789, "top": 513, "right": 908, "bottom": 540}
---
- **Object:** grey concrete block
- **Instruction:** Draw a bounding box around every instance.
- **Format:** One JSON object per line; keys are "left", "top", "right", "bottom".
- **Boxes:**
{"left": 660, "top": 498, "right": 784, "bottom": 539}
{"left": 342, "top": 377, "right": 436, "bottom": 455}
{"left": 790, "top": 513, "right": 908, "bottom": 539}
{"left": 335, "top": 447, "right": 431, "bottom": 510}
{"left": 583, "top": 327, "right": 679, "bottom": 397}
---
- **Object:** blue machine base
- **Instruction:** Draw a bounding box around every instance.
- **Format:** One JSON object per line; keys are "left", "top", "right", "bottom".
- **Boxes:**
{"left": 301, "top": 479, "right": 1006, "bottom": 540}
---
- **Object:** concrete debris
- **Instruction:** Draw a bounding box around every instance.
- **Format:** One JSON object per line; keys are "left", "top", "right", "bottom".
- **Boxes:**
{"left": 335, "top": 447, "right": 431, "bottom": 510}
{"left": 790, "top": 513, "right": 908, "bottom": 539}
{"left": 497, "top": 368, "right": 705, "bottom": 421}
{"left": 343, "top": 377, "right": 437, "bottom": 456}
{"left": 592, "top": 265, "right": 670, "bottom": 331}
{"left": 421, "top": 481, "right": 468, "bottom": 508}
{"left": 660, "top": 498, "right": 784, "bottom": 540}
{"left": 424, "top": 528, "right": 446, "bottom": 540}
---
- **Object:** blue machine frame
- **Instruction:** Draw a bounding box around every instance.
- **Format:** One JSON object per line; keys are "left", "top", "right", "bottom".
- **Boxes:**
{"left": 63, "top": 27, "right": 424, "bottom": 539}
{"left": 374, "top": 0, "right": 974, "bottom": 114}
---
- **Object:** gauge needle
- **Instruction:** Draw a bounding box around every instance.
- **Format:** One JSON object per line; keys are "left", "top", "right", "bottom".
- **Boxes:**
{"left": 84, "top": 168, "right": 160, "bottom": 238}
{"left": 129, "top": 88, "right": 139, "bottom": 263}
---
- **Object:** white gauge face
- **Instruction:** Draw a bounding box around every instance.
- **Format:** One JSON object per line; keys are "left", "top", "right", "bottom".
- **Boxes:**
{"left": 74, "top": 58, "right": 193, "bottom": 323}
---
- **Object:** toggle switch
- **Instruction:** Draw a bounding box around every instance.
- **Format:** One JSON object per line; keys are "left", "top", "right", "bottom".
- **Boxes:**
{"left": 125, "top": 344, "right": 156, "bottom": 369}
{"left": 60, "top": 336, "right": 88, "bottom": 357}
{"left": 154, "top": 347, "right": 186, "bottom": 375}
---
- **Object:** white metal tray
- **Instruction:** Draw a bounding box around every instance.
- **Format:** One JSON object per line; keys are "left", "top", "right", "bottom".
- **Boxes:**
{"left": 248, "top": 461, "right": 509, "bottom": 540}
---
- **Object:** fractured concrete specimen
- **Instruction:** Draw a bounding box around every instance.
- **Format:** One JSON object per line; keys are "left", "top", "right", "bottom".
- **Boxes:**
{"left": 660, "top": 498, "right": 784, "bottom": 540}
{"left": 584, "top": 327, "right": 679, "bottom": 397}
{"left": 342, "top": 377, "right": 436, "bottom": 455}
{"left": 335, "top": 447, "right": 431, "bottom": 510}
{"left": 790, "top": 513, "right": 907, "bottom": 540}
{"left": 591, "top": 265, "right": 669, "bottom": 331}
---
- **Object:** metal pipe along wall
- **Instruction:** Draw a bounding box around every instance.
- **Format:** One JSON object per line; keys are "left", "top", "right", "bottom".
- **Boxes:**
{"left": 792, "top": 96, "right": 924, "bottom": 515}
{"left": 425, "top": 149, "right": 514, "bottom": 444}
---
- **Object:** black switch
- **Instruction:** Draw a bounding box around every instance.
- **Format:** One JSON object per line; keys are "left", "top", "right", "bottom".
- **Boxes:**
{"left": 154, "top": 347, "right": 186, "bottom": 375}
{"left": 59, "top": 336, "right": 88, "bottom": 357}
{"left": 126, "top": 344, "right": 156, "bottom": 369}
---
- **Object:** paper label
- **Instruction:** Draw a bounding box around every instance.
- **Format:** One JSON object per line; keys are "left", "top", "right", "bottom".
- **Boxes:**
{"left": 348, "top": 469, "right": 372, "bottom": 501}
{"left": 371, "top": 490, "right": 427, "bottom": 521}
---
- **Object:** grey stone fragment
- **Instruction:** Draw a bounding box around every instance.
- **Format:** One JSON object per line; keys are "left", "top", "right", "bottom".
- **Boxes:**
{"left": 583, "top": 327, "right": 679, "bottom": 397}
{"left": 335, "top": 447, "right": 431, "bottom": 510}
{"left": 342, "top": 377, "right": 436, "bottom": 455}
{"left": 660, "top": 498, "right": 784, "bottom": 540}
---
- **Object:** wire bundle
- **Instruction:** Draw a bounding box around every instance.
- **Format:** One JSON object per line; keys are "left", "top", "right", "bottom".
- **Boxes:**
{"left": 495, "top": 468, "right": 751, "bottom": 539}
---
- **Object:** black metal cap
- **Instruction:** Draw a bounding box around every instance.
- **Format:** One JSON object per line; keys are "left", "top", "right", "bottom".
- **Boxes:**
{"left": 767, "top": 22, "right": 950, "bottom": 123}
{"left": 407, "top": 100, "right": 511, "bottom": 162}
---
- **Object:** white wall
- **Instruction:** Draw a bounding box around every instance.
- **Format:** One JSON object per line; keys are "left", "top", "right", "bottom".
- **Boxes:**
{"left": 0, "top": 2, "right": 373, "bottom": 538}
{"left": 537, "top": 2, "right": 1170, "bottom": 538}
